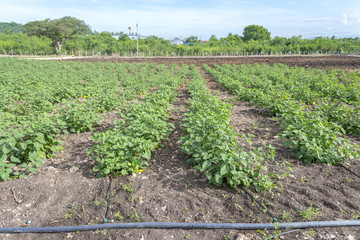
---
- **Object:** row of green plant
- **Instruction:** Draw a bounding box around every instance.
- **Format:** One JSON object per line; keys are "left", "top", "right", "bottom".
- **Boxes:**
{"left": 88, "top": 64, "right": 188, "bottom": 177}
{"left": 0, "top": 59, "right": 180, "bottom": 180}
{"left": 204, "top": 64, "right": 360, "bottom": 165}
{"left": 213, "top": 63, "right": 360, "bottom": 136}
{"left": 180, "top": 65, "right": 279, "bottom": 191}
{"left": 215, "top": 63, "right": 360, "bottom": 104}
{"left": 0, "top": 59, "right": 174, "bottom": 115}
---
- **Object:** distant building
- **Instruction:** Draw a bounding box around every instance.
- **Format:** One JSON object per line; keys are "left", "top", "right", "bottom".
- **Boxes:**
{"left": 200, "top": 40, "right": 209, "bottom": 44}
{"left": 129, "top": 34, "right": 147, "bottom": 40}
{"left": 170, "top": 39, "right": 184, "bottom": 45}
{"left": 112, "top": 34, "right": 147, "bottom": 40}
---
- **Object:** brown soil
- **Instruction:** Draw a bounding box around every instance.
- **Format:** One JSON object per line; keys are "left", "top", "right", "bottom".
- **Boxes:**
{"left": 64, "top": 55, "right": 360, "bottom": 70}
{"left": 1, "top": 57, "right": 360, "bottom": 240}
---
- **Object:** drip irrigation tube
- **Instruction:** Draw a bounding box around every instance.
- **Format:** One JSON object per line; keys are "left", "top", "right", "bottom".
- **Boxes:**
{"left": 239, "top": 186, "right": 277, "bottom": 222}
{"left": 103, "top": 176, "right": 112, "bottom": 224}
{"left": 338, "top": 163, "right": 360, "bottom": 179}
{"left": 1, "top": 220, "right": 360, "bottom": 233}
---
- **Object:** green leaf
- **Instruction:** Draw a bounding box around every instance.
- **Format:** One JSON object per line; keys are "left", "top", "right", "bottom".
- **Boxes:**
{"left": 2, "top": 145, "right": 10, "bottom": 155}
{"left": 28, "top": 166, "right": 38, "bottom": 174}
{"left": 29, "top": 151, "right": 40, "bottom": 162}
{"left": 10, "top": 156, "right": 21, "bottom": 163}
{"left": 93, "top": 164, "right": 102, "bottom": 172}
{"left": 201, "top": 160, "right": 211, "bottom": 171}
{"left": 142, "top": 150, "right": 151, "bottom": 160}
{"left": 220, "top": 164, "right": 228, "bottom": 177}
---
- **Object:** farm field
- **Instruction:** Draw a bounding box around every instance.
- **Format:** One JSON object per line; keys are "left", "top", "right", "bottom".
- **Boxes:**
{"left": 1, "top": 56, "right": 360, "bottom": 239}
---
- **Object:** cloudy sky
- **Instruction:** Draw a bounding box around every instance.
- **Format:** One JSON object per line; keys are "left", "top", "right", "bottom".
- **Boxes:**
{"left": 1, "top": 0, "right": 360, "bottom": 39}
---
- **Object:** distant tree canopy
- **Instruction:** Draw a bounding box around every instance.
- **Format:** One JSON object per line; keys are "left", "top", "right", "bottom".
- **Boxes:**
{"left": 185, "top": 36, "right": 200, "bottom": 45}
{"left": 24, "top": 16, "right": 92, "bottom": 52}
{"left": 0, "top": 22, "right": 25, "bottom": 33}
{"left": 1, "top": 18, "right": 360, "bottom": 55}
{"left": 243, "top": 25, "right": 271, "bottom": 41}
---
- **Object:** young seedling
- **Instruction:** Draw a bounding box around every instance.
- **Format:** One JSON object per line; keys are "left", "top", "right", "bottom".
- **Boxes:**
{"left": 93, "top": 197, "right": 100, "bottom": 206}
{"left": 298, "top": 201, "right": 321, "bottom": 220}
{"left": 352, "top": 206, "right": 360, "bottom": 219}
{"left": 281, "top": 210, "right": 293, "bottom": 222}
{"left": 120, "top": 182, "right": 136, "bottom": 203}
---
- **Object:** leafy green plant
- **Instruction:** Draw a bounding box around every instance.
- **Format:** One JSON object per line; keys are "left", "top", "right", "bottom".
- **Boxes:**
{"left": 57, "top": 101, "right": 102, "bottom": 134}
{"left": 181, "top": 65, "right": 278, "bottom": 191}
{"left": 114, "top": 211, "right": 124, "bottom": 222}
{"left": 204, "top": 63, "right": 360, "bottom": 165}
{"left": 120, "top": 182, "right": 136, "bottom": 202}
{"left": 0, "top": 113, "right": 63, "bottom": 180}
{"left": 88, "top": 65, "right": 188, "bottom": 177}
{"left": 298, "top": 201, "right": 322, "bottom": 220}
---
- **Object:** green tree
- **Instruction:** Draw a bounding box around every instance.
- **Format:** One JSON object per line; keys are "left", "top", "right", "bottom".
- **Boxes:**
{"left": 0, "top": 22, "right": 25, "bottom": 33}
{"left": 242, "top": 25, "right": 271, "bottom": 41}
{"left": 185, "top": 36, "right": 200, "bottom": 46}
{"left": 24, "top": 16, "right": 91, "bottom": 52}
{"left": 208, "top": 35, "right": 220, "bottom": 47}
{"left": 118, "top": 32, "right": 130, "bottom": 41}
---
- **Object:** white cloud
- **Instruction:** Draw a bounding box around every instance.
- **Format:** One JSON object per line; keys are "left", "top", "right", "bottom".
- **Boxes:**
{"left": 341, "top": 14, "right": 349, "bottom": 25}
{"left": 340, "top": 11, "right": 360, "bottom": 25}
{"left": 305, "top": 17, "right": 334, "bottom": 22}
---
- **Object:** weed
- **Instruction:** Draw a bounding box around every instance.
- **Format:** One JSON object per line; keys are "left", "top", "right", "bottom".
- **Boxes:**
{"left": 114, "top": 211, "right": 124, "bottom": 222}
{"left": 93, "top": 197, "right": 100, "bottom": 206}
{"left": 352, "top": 206, "right": 360, "bottom": 219}
{"left": 339, "top": 207, "right": 347, "bottom": 217}
{"left": 65, "top": 203, "right": 77, "bottom": 219}
{"left": 234, "top": 203, "right": 243, "bottom": 211}
{"left": 128, "top": 209, "right": 141, "bottom": 222}
{"left": 224, "top": 234, "right": 231, "bottom": 240}
{"left": 120, "top": 182, "right": 136, "bottom": 203}
{"left": 298, "top": 201, "right": 321, "bottom": 220}
{"left": 281, "top": 210, "right": 293, "bottom": 222}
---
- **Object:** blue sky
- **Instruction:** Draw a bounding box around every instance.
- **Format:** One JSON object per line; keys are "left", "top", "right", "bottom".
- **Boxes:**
{"left": 1, "top": 0, "right": 359, "bottom": 39}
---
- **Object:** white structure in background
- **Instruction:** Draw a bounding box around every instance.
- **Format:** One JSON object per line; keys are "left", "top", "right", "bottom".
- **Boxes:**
{"left": 170, "top": 39, "right": 184, "bottom": 45}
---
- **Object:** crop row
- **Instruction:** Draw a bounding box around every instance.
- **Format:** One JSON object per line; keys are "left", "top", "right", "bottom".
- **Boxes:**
{"left": 0, "top": 59, "right": 181, "bottom": 181}
{"left": 0, "top": 59, "right": 175, "bottom": 116}
{"left": 216, "top": 63, "right": 360, "bottom": 104}
{"left": 214, "top": 63, "right": 360, "bottom": 136}
{"left": 204, "top": 64, "right": 359, "bottom": 165}
{"left": 180, "top": 65, "right": 278, "bottom": 191}
{"left": 88, "top": 64, "right": 189, "bottom": 177}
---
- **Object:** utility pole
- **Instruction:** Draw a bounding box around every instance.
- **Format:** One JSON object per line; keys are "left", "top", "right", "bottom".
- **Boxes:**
{"left": 136, "top": 23, "right": 139, "bottom": 57}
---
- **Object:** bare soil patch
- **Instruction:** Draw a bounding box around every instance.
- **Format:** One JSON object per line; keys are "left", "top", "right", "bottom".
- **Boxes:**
{"left": 64, "top": 55, "right": 360, "bottom": 70}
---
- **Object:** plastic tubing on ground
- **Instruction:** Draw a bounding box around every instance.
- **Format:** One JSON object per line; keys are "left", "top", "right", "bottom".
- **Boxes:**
{"left": 1, "top": 220, "right": 360, "bottom": 233}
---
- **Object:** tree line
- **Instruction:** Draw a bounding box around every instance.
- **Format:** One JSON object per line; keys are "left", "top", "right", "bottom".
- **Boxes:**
{"left": 1, "top": 17, "right": 360, "bottom": 55}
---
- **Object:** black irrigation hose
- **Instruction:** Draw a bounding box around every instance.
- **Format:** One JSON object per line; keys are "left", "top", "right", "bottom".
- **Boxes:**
{"left": 103, "top": 176, "right": 112, "bottom": 224}
{"left": 1, "top": 220, "right": 360, "bottom": 233}
{"left": 337, "top": 163, "right": 360, "bottom": 179}
{"left": 239, "top": 186, "right": 278, "bottom": 223}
